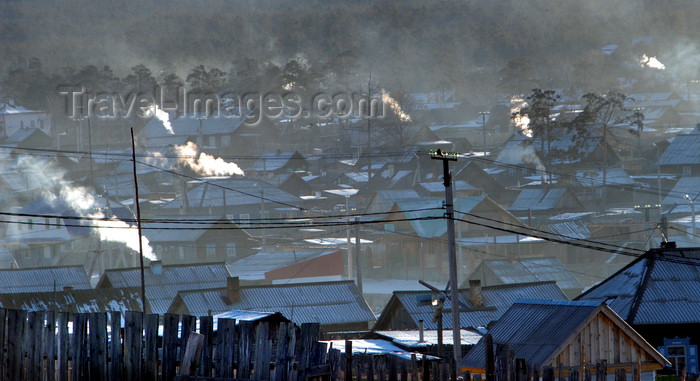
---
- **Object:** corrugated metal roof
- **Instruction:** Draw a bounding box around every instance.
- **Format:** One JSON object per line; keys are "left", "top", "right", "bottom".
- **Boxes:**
{"left": 249, "top": 151, "right": 302, "bottom": 172}
{"left": 0, "top": 287, "right": 142, "bottom": 313}
{"left": 660, "top": 176, "right": 700, "bottom": 206}
{"left": 658, "top": 133, "right": 700, "bottom": 166}
{"left": 380, "top": 281, "right": 567, "bottom": 330}
{"left": 546, "top": 220, "right": 591, "bottom": 240}
{"left": 576, "top": 248, "right": 700, "bottom": 325}
{"left": 99, "top": 262, "right": 231, "bottom": 315}
{"left": 509, "top": 188, "right": 568, "bottom": 211}
{"left": 459, "top": 299, "right": 601, "bottom": 370}
{"left": 143, "top": 113, "right": 247, "bottom": 139}
{"left": 575, "top": 168, "right": 636, "bottom": 187}
{"left": 395, "top": 196, "right": 486, "bottom": 238}
{"left": 160, "top": 178, "right": 301, "bottom": 209}
{"left": 374, "top": 329, "right": 483, "bottom": 347}
{"left": 174, "top": 280, "right": 376, "bottom": 326}
{"left": 0, "top": 266, "right": 92, "bottom": 293}
{"left": 226, "top": 250, "right": 338, "bottom": 280}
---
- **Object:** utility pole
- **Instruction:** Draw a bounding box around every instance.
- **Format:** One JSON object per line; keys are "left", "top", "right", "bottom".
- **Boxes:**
{"left": 430, "top": 148, "right": 461, "bottom": 365}
{"left": 354, "top": 217, "right": 363, "bottom": 294}
{"left": 130, "top": 128, "right": 147, "bottom": 312}
{"left": 479, "top": 111, "right": 490, "bottom": 152}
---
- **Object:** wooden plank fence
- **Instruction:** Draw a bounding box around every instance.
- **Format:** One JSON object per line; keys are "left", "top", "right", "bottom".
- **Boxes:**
{"left": 0, "top": 309, "right": 654, "bottom": 381}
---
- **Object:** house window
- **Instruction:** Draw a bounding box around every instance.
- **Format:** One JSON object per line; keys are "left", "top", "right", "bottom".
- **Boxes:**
{"left": 208, "top": 135, "right": 216, "bottom": 147}
{"left": 178, "top": 246, "right": 185, "bottom": 260}
{"left": 667, "top": 345, "right": 687, "bottom": 375}
{"left": 221, "top": 135, "right": 231, "bottom": 147}
{"left": 206, "top": 243, "right": 216, "bottom": 259}
{"left": 226, "top": 242, "right": 237, "bottom": 258}
{"left": 239, "top": 213, "right": 250, "bottom": 227}
{"left": 43, "top": 246, "right": 51, "bottom": 259}
{"left": 683, "top": 166, "right": 692, "bottom": 176}
{"left": 27, "top": 219, "right": 33, "bottom": 230}
{"left": 509, "top": 167, "right": 517, "bottom": 177}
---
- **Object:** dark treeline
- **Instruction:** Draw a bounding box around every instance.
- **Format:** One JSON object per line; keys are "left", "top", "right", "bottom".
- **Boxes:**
{"left": 1, "top": 0, "right": 699, "bottom": 111}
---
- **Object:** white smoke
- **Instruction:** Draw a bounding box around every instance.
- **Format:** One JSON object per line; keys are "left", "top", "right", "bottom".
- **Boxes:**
{"left": 148, "top": 105, "right": 174, "bottom": 135}
{"left": 18, "top": 156, "right": 157, "bottom": 261}
{"left": 640, "top": 54, "right": 666, "bottom": 70}
{"left": 173, "top": 141, "right": 245, "bottom": 177}
{"left": 381, "top": 89, "right": 412, "bottom": 122}
{"left": 510, "top": 97, "right": 532, "bottom": 137}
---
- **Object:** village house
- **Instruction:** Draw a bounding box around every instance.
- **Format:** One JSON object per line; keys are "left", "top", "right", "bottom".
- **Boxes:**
{"left": 144, "top": 215, "right": 257, "bottom": 264}
{"left": 466, "top": 257, "right": 584, "bottom": 299}
{"left": 0, "top": 102, "right": 52, "bottom": 140}
{"left": 168, "top": 279, "right": 376, "bottom": 332}
{"left": 95, "top": 261, "right": 232, "bottom": 315}
{"left": 373, "top": 280, "right": 567, "bottom": 331}
{"left": 226, "top": 249, "right": 343, "bottom": 285}
{"left": 458, "top": 299, "right": 670, "bottom": 379}
{"left": 575, "top": 247, "right": 700, "bottom": 376}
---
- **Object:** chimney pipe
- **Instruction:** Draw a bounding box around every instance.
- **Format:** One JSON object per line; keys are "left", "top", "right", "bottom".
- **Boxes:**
{"left": 469, "top": 279, "right": 483, "bottom": 307}
{"left": 419, "top": 319, "right": 424, "bottom": 342}
{"left": 225, "top": 276, "right": 240, "bottom": 304}
{"left": 150, "top": 260, "right": 163, "bottom": 275}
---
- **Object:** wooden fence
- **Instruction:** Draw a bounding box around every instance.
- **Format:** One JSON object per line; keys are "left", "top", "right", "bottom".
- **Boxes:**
{"left": 0, "top": 309, "right": 668, "bottom": 381}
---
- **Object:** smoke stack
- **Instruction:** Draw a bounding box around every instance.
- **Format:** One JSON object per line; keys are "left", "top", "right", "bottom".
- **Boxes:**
{"left": 225, "top": 276, "right": 240, "bottom": 304}
{"left": 150, "top": 260, "right": 163, "bottom": 275}
{"left": 469, "top": 279, "right": 483, "bottom": 307}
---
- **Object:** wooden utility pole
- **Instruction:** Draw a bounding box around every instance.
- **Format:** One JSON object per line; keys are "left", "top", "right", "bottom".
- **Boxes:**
{"left": 430, "top": 148, "right": 461, "bottom": 365}
{"left": 130, "top": 128, "right": 147, "bottom": 312}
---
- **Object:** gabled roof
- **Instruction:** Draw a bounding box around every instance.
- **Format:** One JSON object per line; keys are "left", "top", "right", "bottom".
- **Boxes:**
{"left": 495, "top": 134, "right": 543, "bottom": 167}
{"left": 170, "top": 280, "right": 376, "bottom": 327}
{"left": 658, "top": 133, "right": 700, "bottom": 166}
{"left": 249, "top": 151, "right": 306, "bottom": 172}
{"left": 418, "top": 180, "right": 475, "bottom": 194}
{"left": 3, "top": 127, "right": 49, "bottom": 143}
{"left": 660, "top": 176, "right": 700, "bottom": 206}
{"left": 159, "top": 178, "right": 301, "bottom": 210}
{"left": 393, "top": 196, "right": 487, "bottom": 238}
{"left": 0, "top": 266, "right": 92, "bottom": 293}
{"left": 575, "top": 168, "right": 636, "bottom": 187}
{"left": 96, "top": 262, "right": 231, "bottom": 315}
{"left": 0, "top": 287, "right": 142, "bottom": 313}
{"left": 374, "top": 281, "right": 567, "bottom": 330}
{"left": 226, "top": 250, "right": 340, "bottom": 281}
{"left": 509, "top": 188, "right": 572, "bottom": 211}
{"left": 459, "top": 299, "right": 669, "bottom": 371}
{"left": 469, "top": 258, "right": 583, "bottom": 293}
{"left": 143, "top": 113, "right": 247, "bottom": 139}
{"left": 575, "top": 248, "right": 700, "bottom": 325}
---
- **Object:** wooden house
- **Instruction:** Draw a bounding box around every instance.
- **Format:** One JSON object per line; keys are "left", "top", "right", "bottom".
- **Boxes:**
{"left": 373, "top": 280, "right": 567, "bottom": 331}
{"left": 96, "top": 261, "right": 232, "bottom": 315}
{"left": 458, "top": 299, "right": 670, "bottom": 377}
{"left": 466, "top": 257, "right": 584, "bottom": 299}
{"left": 658, "top": 127, "right": 700, "bottom": 176}
{"left": 575, "top": 247, "right": 700, "bottom": 375}
{"left": 167, "top": 279, "right": 376, "bottom": 332}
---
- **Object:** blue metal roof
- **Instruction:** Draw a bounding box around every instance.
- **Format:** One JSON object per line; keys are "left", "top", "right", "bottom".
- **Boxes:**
{"left": 576, "top": 248, "right": 700, "bottom": 325}
{"left": 658, "top": 133, "right": 700, "bottom": 166}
